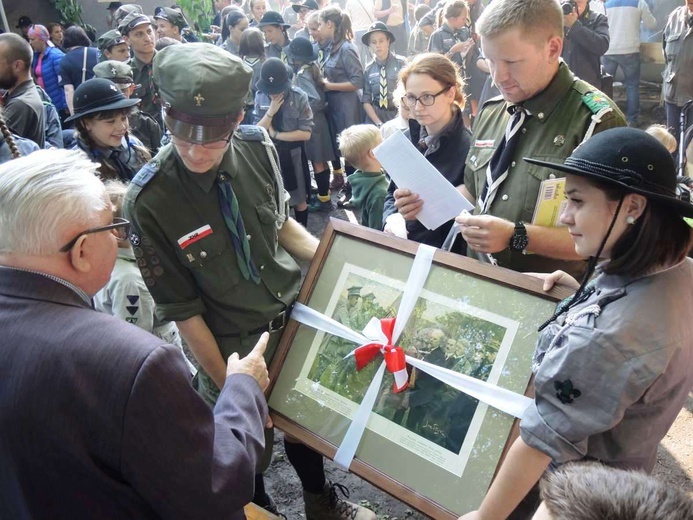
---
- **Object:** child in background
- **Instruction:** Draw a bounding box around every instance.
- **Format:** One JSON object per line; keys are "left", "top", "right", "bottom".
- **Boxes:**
{"left": 646, "top": 124, "right": 677, "bottom": 154}
{"left": 239, "top": 28, "right": 266, "bottom": 124}
{"left": 379, "top": 82, "right": 411, "bottom": 139}
{"left": 289, "top": 37, "right": 338, "bottom": 213}
{"left": 94, "top": 181, "right": 195, "bottom": 375}
{"left": 254, "top": 58, "right": 313, "bottom": 227}
{"left": 338, "top": 124, "right": 388, "bottom": 229}
{"left": 408, "top": 4, "right": 433, "bottom": 56}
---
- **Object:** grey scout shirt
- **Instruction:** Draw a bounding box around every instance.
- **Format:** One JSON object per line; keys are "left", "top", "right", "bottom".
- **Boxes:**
{"left": 428, "top": 22, "right": 470, "bottom": 68}
{"left": 123, "top": 129, "right": 301, "bottom": 337}
{"left": 464, "top": 62, "right": 626, "bottom": 276}
{"left": 522, "top": 259, "right": 693, "bottom": 472}
{"left": 361, "top": 52, "right": 406, "bottom": 107}
{"left": 254, "top": 86, "right": 313, "bottom": 132}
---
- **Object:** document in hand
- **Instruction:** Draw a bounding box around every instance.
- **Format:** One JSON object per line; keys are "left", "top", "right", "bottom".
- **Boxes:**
{"left": 373, "top": 131, "right": 473, "bottom": 230}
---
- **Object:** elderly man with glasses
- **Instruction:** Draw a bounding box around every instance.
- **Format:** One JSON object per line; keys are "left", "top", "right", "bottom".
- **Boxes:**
{"left": 0, "top": 148, "right": 271, "bottom": 519}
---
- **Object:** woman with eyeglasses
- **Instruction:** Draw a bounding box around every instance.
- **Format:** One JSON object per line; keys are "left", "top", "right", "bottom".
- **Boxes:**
{"left": 67, "top": 78, "right": 151, "bottom": 182}
{"left": 382, "top": 52, "right": 471, "bottom": 254}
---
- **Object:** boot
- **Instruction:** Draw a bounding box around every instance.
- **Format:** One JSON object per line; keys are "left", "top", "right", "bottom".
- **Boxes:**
{"left": 303, "top": 481, "right": 377, "bottom": 520}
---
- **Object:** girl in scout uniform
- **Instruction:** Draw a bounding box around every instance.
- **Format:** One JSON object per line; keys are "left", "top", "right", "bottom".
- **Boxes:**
{"left": 257, "top": 11, "right": 292, "bottom": 63}
{"left": 318, "top": 6, "right": 364, "bottom": 193}
{"left": 239, "top": 28, "right": 266, "bottom": 124}
{"left": 221, "top": 8, "right": 249, "bottom": 56}
{"left": 67, "top": 78, "right": 150, "bottom": 182}
{"left": 462, "top": 128, "right": 693, "bottom": 519}
{"left": 361, "top": 21, "right": 406, "bottom": 127}
{"left": 254, "top": 58, "right": 314, "bottom": 227}
{"left": 428, "top": 1, "right": 475, "bottom": 76}
{"left": 248, "top": 0, "right": 268, "bottom": 27}
{"left": 289, "top": 37, "right": 338, "bottom": 212}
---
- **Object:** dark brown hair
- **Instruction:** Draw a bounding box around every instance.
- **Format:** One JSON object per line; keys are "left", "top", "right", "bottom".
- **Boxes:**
{"left": 594, "top": 179, "right": 693, "bottom": 277}
{"left": 320, "top": 6, "right": 353, "bottom": 46}
{"left": 399, "top": 52, "right": 466, "bottom": 108}
{"left": 239, "top": 27, "right": 266, "bottom": 58}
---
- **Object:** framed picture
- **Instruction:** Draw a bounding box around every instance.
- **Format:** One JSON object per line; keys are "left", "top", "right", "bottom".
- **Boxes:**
{"left": 268, "top": 219, "right": 573, "bottom": 519}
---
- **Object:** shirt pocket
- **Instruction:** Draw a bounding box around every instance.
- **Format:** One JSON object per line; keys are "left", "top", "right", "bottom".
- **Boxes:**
{"left": 256, "top": 201, "right": 279, "bottom": 255}
{"left": 465, "top": 146, "right": 495, "bottom": 202}
{"left": 178, "top": 233, "right": 240, "bottom": 292}
{"left": 281, "top": 102, "right": 301, "bottom": 131}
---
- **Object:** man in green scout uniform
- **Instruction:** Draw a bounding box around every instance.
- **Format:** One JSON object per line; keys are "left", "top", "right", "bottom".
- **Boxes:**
{"left": 93, "top": 60, "right": 162, "bottom": 154}
{"left": 96, "top": 30, "right": 130, "bottom": 63}
{"left": 123, "top": 43, "right": 376, "bottom": 520}
{"left": 119, "top": 12, "right": 164, "bottom": 130}
{"left": 448, "top": 0, "right": 625, "bottom": 276}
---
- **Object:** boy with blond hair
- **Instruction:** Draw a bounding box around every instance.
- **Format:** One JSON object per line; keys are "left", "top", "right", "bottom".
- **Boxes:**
{"left": 339, "top": 124, "right": 388, "bottom": 229}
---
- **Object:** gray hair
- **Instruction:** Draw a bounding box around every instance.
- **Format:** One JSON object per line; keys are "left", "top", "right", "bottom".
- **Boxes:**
{"left": 0, "top": 149, "right": 108, "bottom": 255}
{"left": 540, "top": 462, "right": 693, "bottom": 520}
{"left": 477, "top": 0, "right": 563, "bottom": 44}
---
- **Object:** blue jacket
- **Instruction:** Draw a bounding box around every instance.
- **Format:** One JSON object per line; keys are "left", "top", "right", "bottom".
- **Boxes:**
{"left": 32, "top": 46, "right": 67, "bottom": 111}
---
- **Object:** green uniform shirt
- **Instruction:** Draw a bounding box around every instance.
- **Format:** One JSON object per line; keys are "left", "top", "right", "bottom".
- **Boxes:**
{"left": 130, "top": 53, "right": 164, "bottom": 129}
{"left": 464, "top": 63, "right": 626, "bottom": 275}
{"left": 123, "top": 128, "right": 301, "bottom": 338}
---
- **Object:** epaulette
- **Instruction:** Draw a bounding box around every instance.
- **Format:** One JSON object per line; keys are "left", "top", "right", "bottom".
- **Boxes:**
{"left": 235, "top": 125, "right": 266, "bottom": 142}
{"left": 478, "top": 94, "right": 505, "bottom": 111}
{"left": 571, "top": 81, "right": 612, "bottom": 115}
{"left": 130, "top": 159, "right": 160, "bottom": 188}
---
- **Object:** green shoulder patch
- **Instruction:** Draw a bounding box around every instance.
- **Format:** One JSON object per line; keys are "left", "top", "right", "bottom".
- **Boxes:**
{"left": 581, "top": 91, "right": 611, "bottom": 115}
{"left": 130, "top": 159, "right": 160, "bottom": 188}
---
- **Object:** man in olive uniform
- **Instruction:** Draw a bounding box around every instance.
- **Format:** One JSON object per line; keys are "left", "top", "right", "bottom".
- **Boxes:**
{"left": 119, "top": 12, "right": 164, "bottom": 129}
{"left": 123, "top": 43, "right": 376, "bottom": 520}
{"left": 96, "top": 30, "right": 131, "bottom": 63}
{"left": 92, "top": 60, "right": 162, "bottom": 154}
{"left": 454, "top": 0, "right": 626, "bottom": 276}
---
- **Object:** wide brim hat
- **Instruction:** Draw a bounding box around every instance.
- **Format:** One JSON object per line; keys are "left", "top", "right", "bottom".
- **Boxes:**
{"left": 16, "top": 16, "right": 32, "bottom": 28}
{"left": 292, "top": 0, "right": 319, "bottom": 13}
{"left": 524, "top": 127, "right": 693, "bottom": 218}
{"left": 65, "top": 78, "right": 140, "bottom": 123}
{"left": 257, "top": 11, "right": 291, "bottom": 28}
{"left": 361, "top": 21, "right": 395, "bottom": 45}
{"left": 256, "top": 58, "right": 292, "bottom": 95}
{"left": 154, "top": 43, "right": 253, "bottom": 144}
{"left": 288, "top": 37, "right": 318, "bottom": 62}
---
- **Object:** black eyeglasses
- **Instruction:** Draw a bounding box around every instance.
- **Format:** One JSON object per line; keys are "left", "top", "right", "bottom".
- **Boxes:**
{"left": 59, "top": 217, "right": 131, "bottom": 253}
{"left": 402, "top": 86, "right": 451, "bottom": 108}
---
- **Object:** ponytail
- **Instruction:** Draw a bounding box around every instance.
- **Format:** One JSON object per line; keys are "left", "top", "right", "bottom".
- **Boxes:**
{"left": 319, "top": 6, "right": 353, "bottom": 46}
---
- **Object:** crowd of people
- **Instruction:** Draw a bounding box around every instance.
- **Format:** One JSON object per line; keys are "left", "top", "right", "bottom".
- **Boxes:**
{"left": 1, "top": 0, "right": 693, "bottom": 518}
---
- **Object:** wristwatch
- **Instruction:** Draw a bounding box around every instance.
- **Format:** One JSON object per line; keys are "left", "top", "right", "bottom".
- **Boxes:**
{"left": 509, "top": 221, "right": 529, "bottom": 252}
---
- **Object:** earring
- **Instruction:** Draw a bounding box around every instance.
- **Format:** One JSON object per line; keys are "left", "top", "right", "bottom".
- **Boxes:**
{"left": 626, "top": 215, "right": 636, "bottom": 225}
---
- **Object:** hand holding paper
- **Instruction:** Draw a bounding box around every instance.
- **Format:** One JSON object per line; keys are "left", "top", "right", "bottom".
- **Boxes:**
{"left": 374, "top": 131, "right": 473, "bottom": 230}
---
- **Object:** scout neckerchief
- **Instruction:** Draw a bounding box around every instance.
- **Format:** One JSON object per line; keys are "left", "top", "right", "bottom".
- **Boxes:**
{"left": 478, "top": 104, "right": 530, "bottom": 213}
{"left": 217, "top": 173, "right": 261, "bottom": 284}
{"left": 378, "top": 56, "right": 388, "bottom": 109}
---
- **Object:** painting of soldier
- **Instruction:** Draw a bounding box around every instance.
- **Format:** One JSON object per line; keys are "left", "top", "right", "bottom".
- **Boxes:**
{"left": 306, "top": 271, "right": 508, "bottom": 455}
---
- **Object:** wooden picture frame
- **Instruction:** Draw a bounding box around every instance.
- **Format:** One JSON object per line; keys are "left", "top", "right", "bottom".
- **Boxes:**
{"left": 268, "top": 219, "right": 573, "bottom": 519}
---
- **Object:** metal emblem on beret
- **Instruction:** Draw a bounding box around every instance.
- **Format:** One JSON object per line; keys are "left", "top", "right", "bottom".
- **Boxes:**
{"left": 553, "top": 135, "right": 565, "bottom": 147}
{"left": 111, "top": 66, "right": 117, "bottom": 76}
{"left": 194, "top": 93, "right": 205, "bottom": 106}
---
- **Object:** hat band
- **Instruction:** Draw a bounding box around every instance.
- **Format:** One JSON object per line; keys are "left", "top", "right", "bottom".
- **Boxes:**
{"left": 166, "top": 106, "right": 238, "bottom": 127}
{"left": 125, "top": 16, "right": 151, "bottom": 33}
{"left": 565, "top": 157, "right": 676, "bottom": 197}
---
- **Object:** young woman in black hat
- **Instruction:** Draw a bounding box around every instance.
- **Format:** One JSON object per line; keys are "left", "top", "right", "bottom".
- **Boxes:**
{"left": 257, "top": 11, "right": 292, "bottom": 63}
{"left": 460, "top": 127, "right": 693, "bottom": 520}
{"left": 289, "top": 37, "right": 337, "bottom": 212}
{"left": 254, "top": 58, "right": 313, "bottom": 227}
{"left": 67, "top": 78, "right": 150, "bottom": 182}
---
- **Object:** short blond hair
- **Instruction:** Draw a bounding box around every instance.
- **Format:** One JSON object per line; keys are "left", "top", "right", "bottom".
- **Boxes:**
{"left": 477, "top": 0, "right": 563, "bottom": 45}
{"left": 338, "top": 125, "right": 382, "bottom": 168}
{"left": 646, "top": 124, "right": 677, "bottom": 154}
{"left": 103, "top": 180, "right": 128, "bottom": 219}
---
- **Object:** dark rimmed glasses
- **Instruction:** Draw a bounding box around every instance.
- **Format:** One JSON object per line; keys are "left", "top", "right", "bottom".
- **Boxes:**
{"left": 401, "top": 86, "right": 451, "bottom": 108}
{"left": 59, "top": 217, "right": 131, "bottom": 253}
{"left": 169, "top": 134, "right": 233, "bottom": 150}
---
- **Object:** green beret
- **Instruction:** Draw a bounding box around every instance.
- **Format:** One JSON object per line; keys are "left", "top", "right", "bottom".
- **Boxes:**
{"left": 96, "top": 30, "right": 126, "bottom": 53}
{"left": 93, "top": 60, "right": 134, "bottom": 84}
{"left": 154, "top": 7, "right": 187, "bottom": 29}
{"left": 153, "top": 43, "right": 253, "bottom": 143}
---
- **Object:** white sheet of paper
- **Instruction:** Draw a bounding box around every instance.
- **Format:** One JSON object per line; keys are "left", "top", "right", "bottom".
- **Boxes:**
{"left": 373, "top": 130, "right": 473, "bottom": 230}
